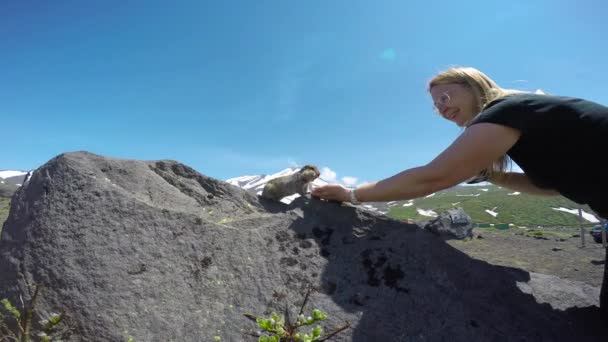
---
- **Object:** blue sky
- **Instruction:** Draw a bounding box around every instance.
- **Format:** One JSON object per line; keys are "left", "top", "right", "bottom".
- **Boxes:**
{"left": 2, "top": 0, "right": 607, "bottom": 185}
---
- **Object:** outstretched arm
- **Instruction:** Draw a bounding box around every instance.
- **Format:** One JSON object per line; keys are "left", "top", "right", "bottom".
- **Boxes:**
{"left": 312, "top": 123, "right": 521, "bottom": 202}
{"left": 490, "top": 172, "right": 560, "bottom": 196}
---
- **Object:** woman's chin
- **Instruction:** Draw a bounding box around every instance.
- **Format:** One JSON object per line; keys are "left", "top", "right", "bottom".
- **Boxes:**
{"left": 456, "top": 118, "right": 468, "bottom": 127}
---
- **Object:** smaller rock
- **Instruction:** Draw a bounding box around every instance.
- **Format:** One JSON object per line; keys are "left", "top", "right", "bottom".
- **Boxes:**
{"left": 422, "top": 208, "right": 474, "bottom": 240}
{"left": 552, "top": 247, "right": 562, "bottom": 251}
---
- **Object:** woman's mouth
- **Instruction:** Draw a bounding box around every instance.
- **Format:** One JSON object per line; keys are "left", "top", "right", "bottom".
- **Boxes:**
{"left": 446, "top": 109, "right": 459, "bottom": 121}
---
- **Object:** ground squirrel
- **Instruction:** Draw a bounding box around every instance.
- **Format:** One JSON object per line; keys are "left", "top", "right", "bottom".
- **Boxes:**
{"left": 261, "top": 165, "right": 320, "bottom": 201}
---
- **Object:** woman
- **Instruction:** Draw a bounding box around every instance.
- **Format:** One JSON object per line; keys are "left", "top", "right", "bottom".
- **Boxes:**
{"left": 311, "top": 66, "right": 608, "bottom": 317}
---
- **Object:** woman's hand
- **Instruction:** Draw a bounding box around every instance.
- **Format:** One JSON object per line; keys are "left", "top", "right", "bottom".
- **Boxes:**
{"left": 311, "top": 184, "right": 350, "bottom": 202}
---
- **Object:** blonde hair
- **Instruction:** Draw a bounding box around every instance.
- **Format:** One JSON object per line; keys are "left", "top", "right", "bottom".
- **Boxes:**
{"left": 428, "top": 66, "right": 529, "bottom": 180}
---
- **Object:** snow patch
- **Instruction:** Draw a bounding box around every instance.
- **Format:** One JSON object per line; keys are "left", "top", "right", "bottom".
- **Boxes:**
{"left": 417, "top": 208, "right": 438, "bottom": 217}
{"left": 0, "top": 170, "right": 28, "bottom": 179}
{"left": 485, "top": 207, "right": 498, "bottom": 217}
{"left": 551, "top": 207, "right": 599, "bottom": 223}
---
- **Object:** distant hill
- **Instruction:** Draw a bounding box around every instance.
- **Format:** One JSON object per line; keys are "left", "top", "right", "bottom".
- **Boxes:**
{"left": 387, "top": 184, "right": 598, "bottom": 228}
{"left": 228, "top": 170, "right": 600, "bottom": 229}
{"left": 0, "top": 183, "right": 19, "bottom": 198}
{"left": 0, "top": 170, "right": 29, "bottom": 199}
{"left": 0, "top": 170, "right": 28, "bottom": 186}
{"left": 0, "top": 198, "right": 9, "bottom": 230}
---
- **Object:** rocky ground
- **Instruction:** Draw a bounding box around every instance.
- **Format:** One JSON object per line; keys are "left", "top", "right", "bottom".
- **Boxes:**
{"left": 447, "top": 227, "right": 606, "bottom": 287}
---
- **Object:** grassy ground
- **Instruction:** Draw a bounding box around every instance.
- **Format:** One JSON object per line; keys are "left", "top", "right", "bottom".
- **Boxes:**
{"left": 0, "top": 183, "right": 18, "bottom": 197}
{"left": 0, "top": 198, "right": 10, "bottom": 234}
{"left": 388, "top": 184, "right": 597, "bottom": 228}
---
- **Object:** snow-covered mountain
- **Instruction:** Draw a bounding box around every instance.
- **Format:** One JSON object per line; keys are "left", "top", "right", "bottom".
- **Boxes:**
{"left": 0, "top": 170, "right": 29, "bottom": 186}
{"left": 0, "top": 170, "right": 30, "bottom": 198}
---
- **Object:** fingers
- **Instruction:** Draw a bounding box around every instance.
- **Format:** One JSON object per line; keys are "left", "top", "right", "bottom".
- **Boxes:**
{"left": 311, "top": 188, "right": 327, "bottom": 198}
{"left": 311, "top": 185, "right": 331, "bottom": 199}
{"left": 311, "top": 185, "right": 344, "bottom": 201}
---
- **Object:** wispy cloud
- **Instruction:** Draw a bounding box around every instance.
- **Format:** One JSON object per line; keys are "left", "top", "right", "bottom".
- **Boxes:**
{"left": 342, "top": 176, "right": 358, "bottom": 186}
{"left": 319, "top": 167, "right": 361, "bottom": 186}
{"left": 380, "top": 48, "right": 396, "bottom": 62}
{"left": 320, "top": 167, "right": 337, "bottom": 182}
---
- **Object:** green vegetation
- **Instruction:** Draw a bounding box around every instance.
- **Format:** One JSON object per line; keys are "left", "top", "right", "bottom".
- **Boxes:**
{"left": 387, "top": 184, "right": 597, "bottom": 228}
{"left": 1, "top": 284, "right": 70, "bottom": 342}
{"left": 0, "top": 198, "right": 10, "bottom": 234}
{"left": 243, "top": 288, "right": 349, "bottom": 342}
{"left": 0, "top": 183, "right": 18, "bottom": 198}
{"left": 254, "top": 310, "right": 325, "bottom": 342}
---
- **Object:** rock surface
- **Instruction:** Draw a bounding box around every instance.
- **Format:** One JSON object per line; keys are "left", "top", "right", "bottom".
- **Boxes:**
{"left": 0, "top": 151, "right": 606, "bottom": 341}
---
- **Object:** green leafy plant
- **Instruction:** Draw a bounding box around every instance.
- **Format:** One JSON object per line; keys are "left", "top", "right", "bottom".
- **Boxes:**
{"left": 243, "top": 288, "right": 349, "bottom": 342}
{"left": 1, "top": 283, "right": 72, "bottom": 342}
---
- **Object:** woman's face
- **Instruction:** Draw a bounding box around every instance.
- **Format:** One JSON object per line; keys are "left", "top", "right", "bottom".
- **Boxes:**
{"left": 430, "top": 83, "right": 478, "bottom": 127}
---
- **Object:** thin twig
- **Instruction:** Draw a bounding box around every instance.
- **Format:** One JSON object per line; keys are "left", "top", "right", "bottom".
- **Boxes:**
{"left": 284, "top": 304, "right": 292, "bottom": 328}
{"left": 242, "top": 331, "right": 261, "bottom": 338}
{"left": 317, "top": 322, "right": 351, "bottom": 342}
{"left": 298, "top": 287, "right": 313, "bottom": 316}
{"left": 243, "top": 313, "right": 258, "bottom": 323}
{"left": 0, "top": 325, "right": 16, "bottom": 339}
{"left": 23, "top": 284, "right": 41, "bottom": 342}
{"left": 0, "top": 322, "right": 18, "bottom": 339}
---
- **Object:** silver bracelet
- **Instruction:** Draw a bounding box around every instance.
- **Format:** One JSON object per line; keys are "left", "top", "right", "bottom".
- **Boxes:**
{"left": 349, "top": 188, "right": 361, "bottom": 204}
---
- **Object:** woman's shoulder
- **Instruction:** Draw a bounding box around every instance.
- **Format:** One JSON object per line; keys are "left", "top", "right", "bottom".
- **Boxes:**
{"left": 485, "top": 92, "right": 556, "bottom": 108}
{"left": 473, "top": 92, "right": 607, "bottom": 130}
{"left": 471, "top": 93, "right": 557, "bottom": 128}
{"left": 483, "top": 92, "right": 599, "bottom": 113}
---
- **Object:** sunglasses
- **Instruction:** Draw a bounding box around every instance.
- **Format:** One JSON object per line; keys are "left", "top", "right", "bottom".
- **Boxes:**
{"left": 432, "top": 92, "right": 451, "bottom": 114}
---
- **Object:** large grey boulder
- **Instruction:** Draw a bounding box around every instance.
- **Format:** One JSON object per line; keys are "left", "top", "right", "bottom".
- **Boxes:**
{"left": 422, "top": 207, "right": 474, "bottom": 240}
{"left": 0, "top": 151, "right": 606, "bottom": 341}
